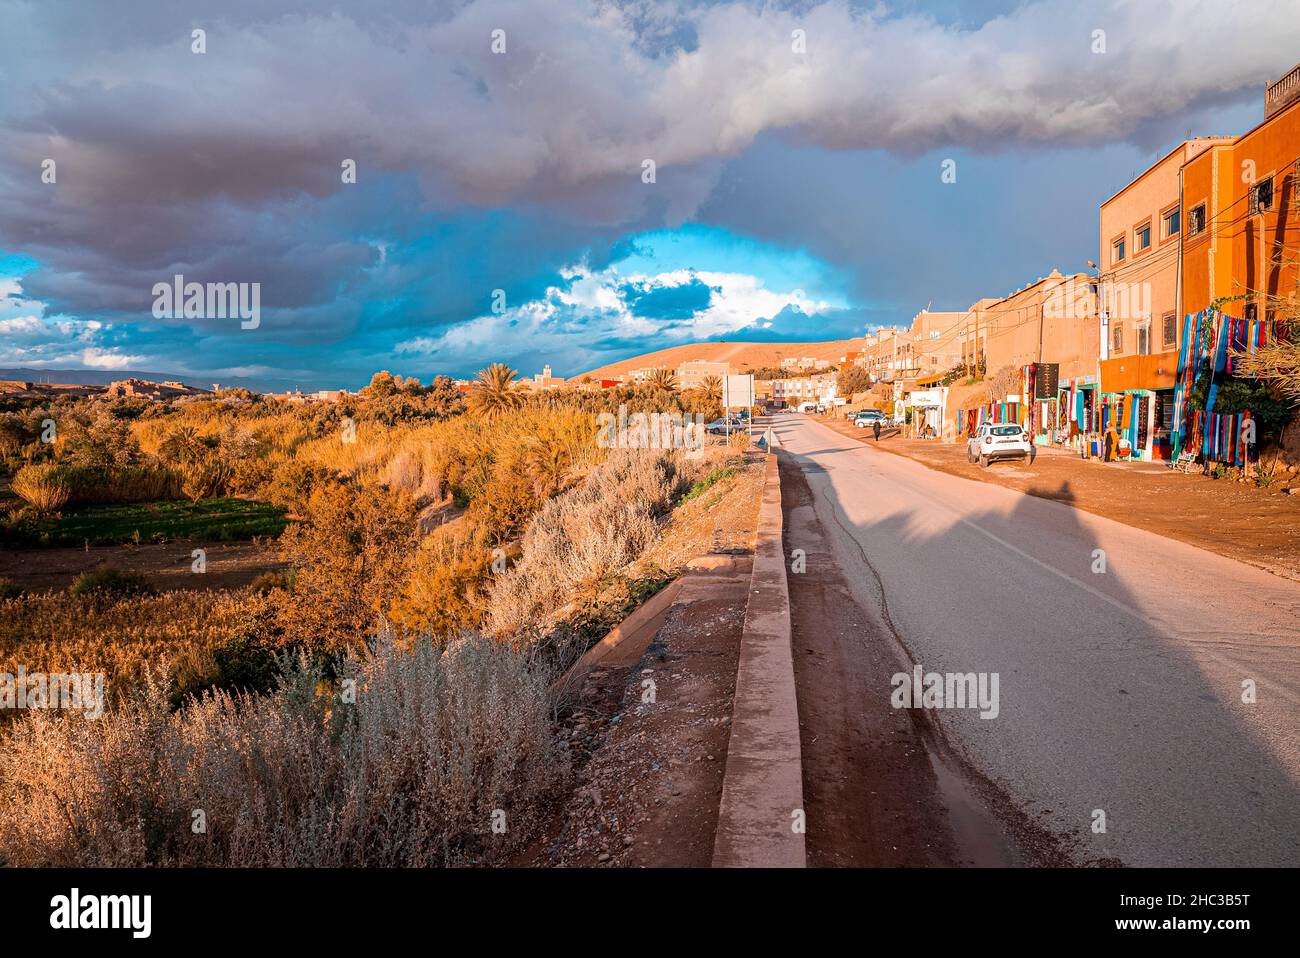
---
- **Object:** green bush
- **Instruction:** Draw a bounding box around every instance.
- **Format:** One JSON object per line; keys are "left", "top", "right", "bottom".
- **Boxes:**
{"left": 682, "top": 466, "right": 736, "bottom": 502}
{"left": 171, "top": 633, "right": 287, "bottom": 706}
{"left": 69, "top": 568, "right": 156, "bottom": 603}
{"left": 1190, "top": 370, "right": 1291, "bottom": 439}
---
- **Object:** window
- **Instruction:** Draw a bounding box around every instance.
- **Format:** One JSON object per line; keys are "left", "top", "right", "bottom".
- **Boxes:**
{"left": 1112, "top": 323, "right": 1123, "bottom": 352}
{"left": 1162, "top": 312, "right": 1177, "bottom": 349}
{"left": 1163, "top": 207, "right": 1181, "bottom": 238}
{"left": 1137, "top": 323, "right": 1150, "bottom": 356}
{"left": 1136, "top": 223, "right": 1151, "bottom": 251}
{"left": 1188, "top": 203, "right": 1207, "bottom": 236}
{"left": 1250, "top": 176, "right": 1274, "bottom": 214}
{"left": 1112, "top": 237, "right": 1126, "bottom": 263}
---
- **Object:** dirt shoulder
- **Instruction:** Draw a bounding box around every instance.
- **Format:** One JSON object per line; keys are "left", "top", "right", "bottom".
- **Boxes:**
{"left": 815, "top": 415, "right": 1300, "bottom": 582}
{"left": 515, "top": 459, "right": 764, "bottom": 867}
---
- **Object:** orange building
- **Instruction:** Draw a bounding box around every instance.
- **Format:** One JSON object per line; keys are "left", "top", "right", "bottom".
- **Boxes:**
{"left": 1182, "top": 63, "right": 1300, "bottom": 320}
{"left": 1096, "top": 138, "right": 1229, "bottom": 460}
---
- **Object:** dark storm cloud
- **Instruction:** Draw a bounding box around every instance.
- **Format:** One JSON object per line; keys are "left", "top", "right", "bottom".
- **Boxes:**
{"left": 0, "top": 0, "right": 1295, "bottom": 383}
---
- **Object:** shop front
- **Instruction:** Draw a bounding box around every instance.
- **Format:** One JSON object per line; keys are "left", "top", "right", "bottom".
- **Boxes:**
{"left": 1055, "top": 376, "right": 1097, "bottom": 455}
{"left": 1099, "top": 352, "right": 1178, "bottom": 461}
{"left": 901, "top": 387, "right": 949, "bottom": 439}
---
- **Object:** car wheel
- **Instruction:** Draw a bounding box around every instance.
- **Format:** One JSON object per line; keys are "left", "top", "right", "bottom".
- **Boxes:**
{"left": 978, "top": 454, "right": 990, "bottom": 468}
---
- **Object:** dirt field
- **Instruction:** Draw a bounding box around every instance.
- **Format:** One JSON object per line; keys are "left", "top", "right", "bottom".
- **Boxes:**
{"left": 816, "top": 416, "right": 1300, "bottom": 582}
{"left": 0, "top": 539, "right": 281, "bottom": 592}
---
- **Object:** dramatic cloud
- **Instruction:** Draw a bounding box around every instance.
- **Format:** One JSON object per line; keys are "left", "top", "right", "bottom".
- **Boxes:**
{"left": 0, "top": 0, "right": 1292, "bottom": 385}
{"left": 394, "top": 249, "right": 842, "bottom": 375}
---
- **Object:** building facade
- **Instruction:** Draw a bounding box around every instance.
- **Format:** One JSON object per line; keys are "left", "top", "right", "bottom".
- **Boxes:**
{"left": 1097, "top": 139, "right": 1226, "bottom": 460}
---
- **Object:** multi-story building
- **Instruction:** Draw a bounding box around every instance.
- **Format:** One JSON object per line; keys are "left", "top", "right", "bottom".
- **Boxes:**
{"left": 1182, "top": 66, "right": 1300, "bottom": 319}
{"left": 860, "top": 325, "right": 909, "bottom": 381}
{"left": 906, "top": 310, "right": 964, "bottom": 377}
{"left": 675, "top": 359, "right": 732, "bottom": 391}
{"left": 772, "top": 371, "right": 837, "bottom": 407}
{"left": 105, "top": 378, "right": 206, "bottom": 401}
{"left": 954, "top": 298, "right": 999, "bottom": 372}
{"left": 949, "top": 272, "right": 1098, "bottom": 443}
{"left": 1096, "top": 138, "right": 1227, "bottom": 460}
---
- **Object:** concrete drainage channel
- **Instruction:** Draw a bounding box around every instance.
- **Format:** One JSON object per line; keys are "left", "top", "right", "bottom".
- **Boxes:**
{"left": 712, "top": 451, "right": 807, "bottom": 868}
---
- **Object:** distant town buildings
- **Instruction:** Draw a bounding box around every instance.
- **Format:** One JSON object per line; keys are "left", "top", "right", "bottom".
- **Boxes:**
{"left": 525, "top": 364, "right": 566, "bottom": 391}
{"left": 105, "top": 378, "right": 207, "bottom": 400}
{"left": 674, "top": 359, "right": 732, "bottom": 391}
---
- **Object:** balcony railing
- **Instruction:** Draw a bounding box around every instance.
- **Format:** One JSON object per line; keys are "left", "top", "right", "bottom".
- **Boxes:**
{"left": 1266, "top": 63, "right": 1300, "bottom": 118}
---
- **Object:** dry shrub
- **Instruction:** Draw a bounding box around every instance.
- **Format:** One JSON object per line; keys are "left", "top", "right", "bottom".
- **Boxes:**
{"left": 10, "top": 464, "right": 71, "bottom": 513}
{"left": 390, "top": 524, "right": 493, "bottom": 636}
{"left": 486, "top": 448, "right": 686, "bottom": 638}
{"left": 104, "top": 465, "right": 180, "bottom": 503}
{"left": 11, "top": 463, "right": 179, "bottom": 511}
{"left": 0, "top": 590, "right": 254, "bottom": 712}
{"left": 275, "top": 482, "right": 419, "bottom": 651}
{"left": 178, "top": 454, "right": 229, "bottom": 502}
{"left": 0, "top": 630, "right": 563, "bottom": 866}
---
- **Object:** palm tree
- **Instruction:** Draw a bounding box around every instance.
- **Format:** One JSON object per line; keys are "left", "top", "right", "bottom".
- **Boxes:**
{"left": 646, "top": 367, "right": 678, "bottom": 391}
{"left": 700, "top": 374, "right": 723, "bottom": 406}
{"left": 526, "top": 439, "right": 570, "bottom": 498}
{"left": 158, "top": 426, "right": 205, "bottom": 464}
{"left": 467, "top": 363, "right": 522, "bottom": 421}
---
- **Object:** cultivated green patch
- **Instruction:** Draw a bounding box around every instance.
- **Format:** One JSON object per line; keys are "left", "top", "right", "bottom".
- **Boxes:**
{"left": 3, "top": 497, "right": 287, "bottom": 547}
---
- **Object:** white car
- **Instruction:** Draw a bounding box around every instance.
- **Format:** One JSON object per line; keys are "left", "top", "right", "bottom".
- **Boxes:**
{"left": 967, "top": 422, "right": 1031, "bottom": 467}
{"left": 853, "top": 410, "right": 886, "bottom": 428}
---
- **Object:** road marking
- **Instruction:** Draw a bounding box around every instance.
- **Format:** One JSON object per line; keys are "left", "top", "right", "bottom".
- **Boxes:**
{"left": 787, "top": 419, "right": 1159, "bottom": 629}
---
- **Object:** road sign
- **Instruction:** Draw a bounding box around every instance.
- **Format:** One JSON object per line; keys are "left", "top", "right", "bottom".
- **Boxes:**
{"left": 722, "top": 374, "right": 754, "bottom": 410}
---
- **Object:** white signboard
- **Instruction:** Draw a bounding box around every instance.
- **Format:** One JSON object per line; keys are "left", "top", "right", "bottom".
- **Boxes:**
{"left": 722, "top": 373, "right": 754, "bottom": 409}
{"left": 907, "top": 389, "right": 945, "bottom": 407}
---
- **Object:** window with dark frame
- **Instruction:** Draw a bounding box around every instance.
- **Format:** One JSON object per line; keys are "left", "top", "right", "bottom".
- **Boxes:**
{"left": 1136, "top": 223, "right": 1151, "bottom": 251}
{"left": 1162, "top": 312, "right": 1176, "bottom": 349}
{"left": 1112, "top": 323, "right": 1123, "bottom": 352}
{"left": 1112, "top": 237, "right": 1126, "bottom": 263}
{"left": 1250, "top": 176, "right": 1274, "bottom": 215}
{"left": 1163, "top": 207, "right": 1180, "bottom": 237}
{"left": 1188, "top": 203, "right": 1207, "bottom": 236}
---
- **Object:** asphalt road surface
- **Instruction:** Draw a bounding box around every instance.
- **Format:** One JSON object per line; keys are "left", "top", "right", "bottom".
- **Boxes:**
{"left": 769, "top": 411, "right": 1300, "bottom": 867}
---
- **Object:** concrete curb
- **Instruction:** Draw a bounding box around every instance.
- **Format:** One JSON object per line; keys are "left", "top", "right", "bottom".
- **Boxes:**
{"left": 712, "top": 451, "right": 806, "bottom": 868}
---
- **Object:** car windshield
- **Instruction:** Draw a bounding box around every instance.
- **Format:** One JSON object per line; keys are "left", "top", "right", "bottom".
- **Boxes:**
{"left": 990, "top": 426, "right": 1023, "bottom": 436}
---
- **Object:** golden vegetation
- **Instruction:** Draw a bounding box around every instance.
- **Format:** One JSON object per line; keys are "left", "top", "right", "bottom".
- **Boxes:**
{"left": 0, "top": 364, "right": 755, "bottom": 866}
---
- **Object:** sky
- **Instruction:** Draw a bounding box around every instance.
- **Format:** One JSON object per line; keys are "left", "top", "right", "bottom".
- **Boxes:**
{"left": 0, "top": 0, "right": 1295, "bottom": 390}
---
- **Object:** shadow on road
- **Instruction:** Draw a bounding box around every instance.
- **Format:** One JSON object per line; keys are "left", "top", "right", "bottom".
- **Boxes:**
{"left": 768, "top": 413, "right": 1300, "bottom": 868}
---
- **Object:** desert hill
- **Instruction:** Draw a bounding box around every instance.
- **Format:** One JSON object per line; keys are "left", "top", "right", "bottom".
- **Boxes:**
{"left": 574, "top": 338, "right": 866, "bottom": 381}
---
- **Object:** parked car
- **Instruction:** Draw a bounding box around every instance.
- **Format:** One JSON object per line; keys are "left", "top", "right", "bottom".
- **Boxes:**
{"left": 705, "top": 417, "right": 742, "bottom": 436}
{"left": 814, "top": 403, "right": 827, "bottom": 414}
{"left": 797, "top": 402, "right": 818, "bottom": 413}
{"left": 853, "top": 409, "right": 886, "bottom": 428}
{"left": 967, "top": 422, "right": 1031, "bottom": 467}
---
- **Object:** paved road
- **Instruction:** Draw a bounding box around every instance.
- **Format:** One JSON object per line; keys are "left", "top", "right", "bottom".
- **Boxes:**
{"left": 771, "top": 412, "right": 1300, "bottom": 866}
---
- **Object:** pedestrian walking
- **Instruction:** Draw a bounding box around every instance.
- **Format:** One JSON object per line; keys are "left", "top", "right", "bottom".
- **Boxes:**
{"left": 872, "top": 419, "right": 881, "bottom": 442}
{"left": 1104, "top": 423, "right": 1119, "bottom": 462}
